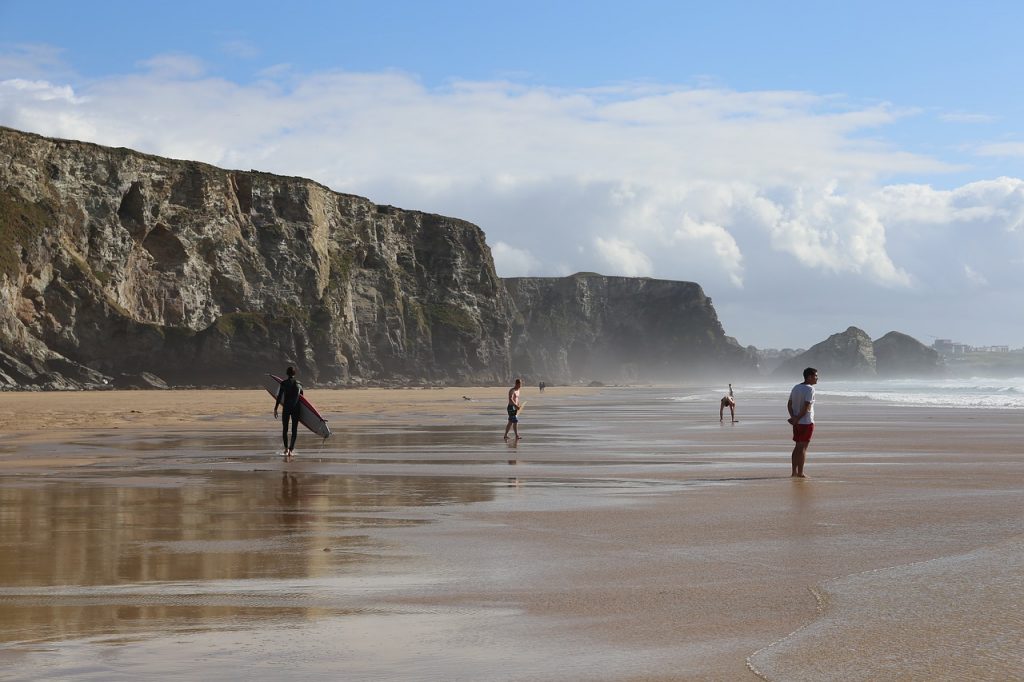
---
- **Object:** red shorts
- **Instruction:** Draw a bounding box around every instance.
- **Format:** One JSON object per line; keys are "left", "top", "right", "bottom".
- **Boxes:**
{"left": 792, "top": 423, "right": 814, "bottom": 442}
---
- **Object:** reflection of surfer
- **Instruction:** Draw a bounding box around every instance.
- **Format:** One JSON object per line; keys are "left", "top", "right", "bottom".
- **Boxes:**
{"left": 274, "top": 366, "right": 303, "bottom": 459}
{"left": 504, "top": 378, "right": 522, "bottom": 441}
{"left": 277, "top": 472, "right": 300, "bottom": 528}
{"left": 279, "top": 472, "right": 299, "bottom": 506}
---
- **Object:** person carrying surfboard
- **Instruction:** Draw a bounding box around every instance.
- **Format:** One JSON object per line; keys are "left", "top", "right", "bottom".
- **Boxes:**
{"left": 504, "top": 378, "right": 523, "bottom": 441}
{"left": 274, "top": 366, "right": 303, "bottom": 458}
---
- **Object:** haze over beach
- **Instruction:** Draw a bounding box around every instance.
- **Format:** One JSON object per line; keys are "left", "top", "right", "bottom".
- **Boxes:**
{"left": 3, "top": 2, "right": 1024, "bottom": 681}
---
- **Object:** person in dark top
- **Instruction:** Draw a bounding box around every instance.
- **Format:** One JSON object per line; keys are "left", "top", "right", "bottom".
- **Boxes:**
{"left": 274, "top": 366, "right": 303, "bottom": 458}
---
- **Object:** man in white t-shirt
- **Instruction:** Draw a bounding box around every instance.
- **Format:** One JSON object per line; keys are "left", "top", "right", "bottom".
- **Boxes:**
{"left": 787, "top": 367, "right": 818, "bottom": 478}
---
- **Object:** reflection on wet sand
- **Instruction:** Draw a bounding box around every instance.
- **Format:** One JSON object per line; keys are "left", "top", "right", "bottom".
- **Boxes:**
{"left": 5, "top": 387, "right": 1024, "bottom": 679}
{"left": 0, "top": 470, "right": 493, "bottom": 644}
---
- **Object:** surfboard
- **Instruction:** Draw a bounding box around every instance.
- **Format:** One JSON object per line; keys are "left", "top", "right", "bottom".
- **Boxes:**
{"left": 264, "top": 374, "right": 332, "bottom": 439}
{"left": 516, "top": 401, "right": 526, "bottom": 415}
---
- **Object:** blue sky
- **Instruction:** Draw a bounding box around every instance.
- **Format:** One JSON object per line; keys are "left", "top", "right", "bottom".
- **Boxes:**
{"left": 3, "top": 1, "right": 1024, "bottom": 348}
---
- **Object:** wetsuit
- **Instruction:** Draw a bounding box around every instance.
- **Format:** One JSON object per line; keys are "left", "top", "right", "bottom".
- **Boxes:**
{"left": 276, "top": 377, "right": 303, "bottom": 451}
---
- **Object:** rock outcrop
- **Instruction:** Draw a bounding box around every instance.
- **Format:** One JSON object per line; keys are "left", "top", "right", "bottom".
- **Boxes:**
{"left": 0, "top": 127, "right": 754, "bottom": 389}
{"left": 506, "top": 274, "right": 756, "bottom": 383}
{"left": 873, "top": 331, "right": 942, "bottom": 376}
{"left": 773, "top": 326, "right": 877, "bottom": 379}
{"left": 773, "top": 327, "right": 943, "bottom": 379}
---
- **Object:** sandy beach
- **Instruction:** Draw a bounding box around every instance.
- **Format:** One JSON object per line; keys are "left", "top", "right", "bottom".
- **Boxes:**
{"left": 1, "top": 384, "right": 1023, "bottom": 680}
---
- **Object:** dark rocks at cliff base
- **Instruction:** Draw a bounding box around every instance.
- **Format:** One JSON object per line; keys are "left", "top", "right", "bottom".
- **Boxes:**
{"left": 0, "top": 126, "right": 754, "bottom": 389}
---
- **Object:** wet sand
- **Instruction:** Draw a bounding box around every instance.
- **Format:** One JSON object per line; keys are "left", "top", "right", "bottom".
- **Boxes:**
{"left": 1, "top": 386, "right": 1023, "bottom": 680}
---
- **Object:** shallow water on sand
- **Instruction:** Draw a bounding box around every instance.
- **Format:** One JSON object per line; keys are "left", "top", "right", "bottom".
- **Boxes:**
{"left": 2, "top": 386, "right": 1024, "bottom": 680}
{"left": 748, "top": 537, "right": 1024, "bottom": 681}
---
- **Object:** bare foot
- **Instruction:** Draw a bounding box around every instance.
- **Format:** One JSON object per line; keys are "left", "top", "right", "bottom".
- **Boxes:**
{"left": 503, "top": 435, "right": 509, "bottom": 442}
{"left": 791, "top": 472, "right": 808, "bottom": 478}
{"left": 515, "top": 435, "right": 522, "bottom": 440}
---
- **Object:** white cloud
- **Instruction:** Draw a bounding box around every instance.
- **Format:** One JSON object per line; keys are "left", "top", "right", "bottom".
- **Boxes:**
{"left": 671, "top": 215, "right": 744, "bottom": 287}
{"left": 0, "top": 78, "right": 78, "bottom": 102}
{"left": 594, "top": 237, "right": 652, "bottom": 277}
{"left": 768, "top": 183, "right": 912, "bottom": 287}
{"left": 491, "top": 242, "right": 540, "bottom": 277}
{"left": 875, "top": 178, "right": 1024, "bottom": 230}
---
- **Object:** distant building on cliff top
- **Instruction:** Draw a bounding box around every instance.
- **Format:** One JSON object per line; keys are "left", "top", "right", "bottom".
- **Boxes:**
{"left": 933, "top": 339, "right": 1014, "bottom": 355}
{"left": 932, "top": 339, "right": 972, "bottom": 356}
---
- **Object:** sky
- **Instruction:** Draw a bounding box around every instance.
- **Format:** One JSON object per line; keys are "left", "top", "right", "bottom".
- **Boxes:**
{"left": 2, "top": 1, "right": 1024, "bottom": 350}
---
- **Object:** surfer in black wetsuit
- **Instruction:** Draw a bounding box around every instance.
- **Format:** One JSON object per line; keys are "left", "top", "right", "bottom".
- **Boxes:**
{"left": 274, "top": 366, "right": 303, "bottom": 458}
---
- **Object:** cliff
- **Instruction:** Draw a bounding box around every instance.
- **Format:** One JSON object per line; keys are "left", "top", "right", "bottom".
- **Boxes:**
{"left": 773, "top": 327, "right": 942, "bottom": 379}
{"left": 0, "top": 126, "right": 512, "bottom": 388}
{"left": 0, "top": 126, "right": 754, "bottom": 389}
{"left": 505, "top": 274, "right": 756, "bottom": 383}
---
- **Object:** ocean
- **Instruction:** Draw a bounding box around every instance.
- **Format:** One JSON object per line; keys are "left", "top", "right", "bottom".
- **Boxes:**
{"left": 675, "top": 376, "right": 1024, "bottom": 410}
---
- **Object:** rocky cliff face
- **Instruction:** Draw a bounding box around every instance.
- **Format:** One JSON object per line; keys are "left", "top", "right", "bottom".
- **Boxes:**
{"left": 773, "top": 327, "right": 942, "bottom": 379}
{"left": 505, "top": 274, "right": 757, "bottom": 383}
{"left": 773, "top": 326, "right": 877, "bottom": 379}
{"left": 873, "top": 331, "right": 943, "bottom": 376}
{"left": 0, "top": 126, "right": 512, "bottom": 388}
{"left": 0, "top": 127, "right": 754, "bottom": 389}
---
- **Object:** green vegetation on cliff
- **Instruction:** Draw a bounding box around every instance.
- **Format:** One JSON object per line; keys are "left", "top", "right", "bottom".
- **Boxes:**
{"left": 0, "top": 189, "right": 52, "bottom": 280}
{"left": 213, "top": 312, "right": 271, "bottom": 338}
{"left": 427, "top": 302, "right": 478, "bottom": 335}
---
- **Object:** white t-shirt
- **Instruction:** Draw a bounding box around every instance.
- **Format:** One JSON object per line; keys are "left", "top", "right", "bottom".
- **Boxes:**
{"left": 789, "top": 383, "right": 815, "bottom": 424}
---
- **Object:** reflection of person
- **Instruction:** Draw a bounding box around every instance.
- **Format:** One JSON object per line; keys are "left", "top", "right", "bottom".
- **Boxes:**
{"left": 787, "top": 367, "right": 818, "bottom": 478}
{"left": 279, "top": 472, "right": 299, "bottom": 506}
{"left": 277, "top": 471, "right": 300, "bottom": 528}
{"left": 504, "top": 378, "right": 522, "bottom": 441}
{"left": 274, "top": 366, "right": 303, "bottom": 458}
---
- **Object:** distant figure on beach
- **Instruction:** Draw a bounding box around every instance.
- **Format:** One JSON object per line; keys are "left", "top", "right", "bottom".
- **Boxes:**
{"left": 720, "top": 383, "right": 736, "bottom": 422}
{"left": 504, "top": 378, "right": 522, "bottom": 441}
{"left": 539, "top": 381, "right": 546, "bottom": 393}
{"left": 787, "top": 367, "right": 818, "bottom": 477}
{"left": 273, "top": 366, "right": 303, "bottom": 459}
